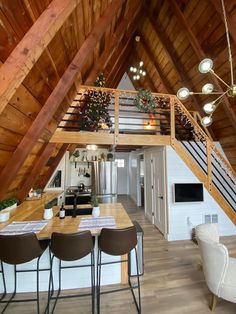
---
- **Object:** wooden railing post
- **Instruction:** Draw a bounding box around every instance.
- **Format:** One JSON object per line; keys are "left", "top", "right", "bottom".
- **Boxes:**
{"left": 170, "top": 97, "right": 175, "bottom": 145}
{"left": 206, "top": 138, "right": 212, "bottom": 191}
{"left": 114, "top": 91, "right": 119, "bottom": 145}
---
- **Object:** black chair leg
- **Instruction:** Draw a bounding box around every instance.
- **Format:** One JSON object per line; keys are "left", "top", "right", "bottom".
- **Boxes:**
{"left": 51, "top": 259, "right": 62, "bottom": 314}
{"left": 0, "top": 261, "right": 6, "bottom": 301}
{"left": 36, "top": 257, "right": 41, "bottom": 314}
{"left": 97, "top": 250, "right": 102, "bottom": 314}
{"left": 45, "top": 254, "right": 54, "bottom": 314}
{"left": 135, "top": 248, "right": 141, "bottom": 313}
{"left": 128, "top": 248, "right": 141, "bottom": 313}
{"left": 91, "top": 251, "right": 95, "bottom": 314}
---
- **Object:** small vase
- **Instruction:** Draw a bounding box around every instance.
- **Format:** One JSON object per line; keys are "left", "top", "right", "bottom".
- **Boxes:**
{"left": 43, "top": 208, "right": 53, "bottom": 220}
{"left": 92, "top": 206, "right": 100, "bottom": 218}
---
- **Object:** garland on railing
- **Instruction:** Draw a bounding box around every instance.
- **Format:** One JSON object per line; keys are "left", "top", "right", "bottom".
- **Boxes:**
{"left": 134, "top": 89, "right": 156, "bottom": 112}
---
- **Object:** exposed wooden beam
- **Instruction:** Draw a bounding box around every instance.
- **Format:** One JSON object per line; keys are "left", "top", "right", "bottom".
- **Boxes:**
{"left": 85, "top": 2, "right": 141, "bottom": 85}
{"left": 37, "top": 144, "right": 68, "bottom": 189}
{"left": 146, "top": 12, "right": 204, "bottom": 114}
{"left": 0, "top": 0, "right": 79, "bottom": 115}
{"left": 16, "top": 143, "right": 56, "bottom": 202}
{"left": 0, "top": 0, "right": 125, "bottom": 198}
{"left": 133, "top": 46, "right": 157, "bottom": 92}
{"left": 210, "top": 0, "right": 236, "bottom": 45}
{"left": 169, "top": 0, "right": 236, "bottom": 132}
{"left": 108, "top": 43, "right": 133, "bottom": 87}
{"left": 50, "top": 131, "right": 171, "bottom": 146}
{"left": 139, "top": 37, "right": 173, "bottom": 93}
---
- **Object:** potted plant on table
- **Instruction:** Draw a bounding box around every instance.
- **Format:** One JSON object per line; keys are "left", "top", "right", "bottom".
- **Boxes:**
{"left": 90, "top": 196, "right": 100, "bottom": 218}
{"left": 43, "top": 201, "right": 54, "bottom": 220}
{"left": 0, "top": 197, "right": 18, "bottom": 222}
{"left": 0, "top": 197, "right": 18, "bottom": 212}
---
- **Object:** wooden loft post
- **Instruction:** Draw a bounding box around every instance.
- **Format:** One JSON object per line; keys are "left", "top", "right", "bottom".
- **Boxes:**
{"left": 0, "top": 0, "right": 125, "bottom": 199}
{"left": 16, "top": 143, "right": 56, "bottom": 202}
{"left": 169, "top": 0, "right": 236, "bottom": 133}
{"left": 0, "top": 0, "right": 79, "bottom": 115}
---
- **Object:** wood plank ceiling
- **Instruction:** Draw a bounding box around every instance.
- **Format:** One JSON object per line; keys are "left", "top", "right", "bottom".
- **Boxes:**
{"left": 0, "top": 0, "right": 235, "bottom": 201}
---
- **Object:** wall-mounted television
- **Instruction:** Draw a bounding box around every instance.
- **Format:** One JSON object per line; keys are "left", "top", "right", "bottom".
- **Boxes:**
{"left": 173, "top": 183, "right": 204, "bottom": 203}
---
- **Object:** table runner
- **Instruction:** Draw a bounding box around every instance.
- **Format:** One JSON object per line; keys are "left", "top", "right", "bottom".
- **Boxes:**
{"left": 0, "top": 220, "right": 48, "bottom": 235}
{"left": 79, "top": 216, "right": 116, "bottom": 230}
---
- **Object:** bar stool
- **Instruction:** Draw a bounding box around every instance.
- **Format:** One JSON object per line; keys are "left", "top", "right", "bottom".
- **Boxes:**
{"left": 97, "top": 226, "right": 141, "bottom": 313}
{"left": 0, "top": 233, "right": 48, "bottom": 314}
{"left": 46, "top": 231, "right": 95, "bottom": 314}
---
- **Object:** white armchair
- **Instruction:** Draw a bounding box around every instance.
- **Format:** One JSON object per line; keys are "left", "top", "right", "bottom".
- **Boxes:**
{"left": 195, "top": 223, "right": 236, "bottom": 311}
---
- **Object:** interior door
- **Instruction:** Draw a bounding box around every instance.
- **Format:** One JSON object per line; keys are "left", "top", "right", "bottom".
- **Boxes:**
{"left": 153, "top": 150, "right": 166, "bottom": 234}
{"left": 144, "top": 150, "right": 153, "bottom": 221}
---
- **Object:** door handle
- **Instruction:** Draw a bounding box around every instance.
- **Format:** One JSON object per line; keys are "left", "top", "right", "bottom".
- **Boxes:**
{"left": 158, "top": 196, "right": 163, "bottom": 199}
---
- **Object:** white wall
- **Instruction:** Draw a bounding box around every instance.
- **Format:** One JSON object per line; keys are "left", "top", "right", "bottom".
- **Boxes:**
{"left": 128, "top": 150, "right": 144, "bottom": 203}
{"left": 117, "top": 72, "right": 135, "bottom": 90}
{"left": 67, "top": 148, "right": 109, "bottom": 188}
{"left": 115, "top": 152, "right": 129, "bottom": 195}
{"left": 45, "top": 154, "right": 66, "bottom": 191}
{"left": 166, "top": 146, "right": 236, "bottom": 241}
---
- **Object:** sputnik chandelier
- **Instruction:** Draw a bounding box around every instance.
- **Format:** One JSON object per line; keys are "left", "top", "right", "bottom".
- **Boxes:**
{"left": 130, "top": 61, "right": 146, "bottom": 80}
{"left": 176, "top": 0, "right": 235, "bottom": 127}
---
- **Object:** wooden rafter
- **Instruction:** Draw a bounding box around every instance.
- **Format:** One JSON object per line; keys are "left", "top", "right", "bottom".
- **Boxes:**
{"left": 0, "top": 0, "right": 79, "bottom": 115}
{"left": 210, "top": 0, "right": 236, "bottom": 45}
{"left": 16, "top": 143, "right": 56, "bottom": 201}
{"left": 85, "top": 2, "right": 142, "bottom": 86}
{"left": 0, "top": 0, "right": 125, "bottom": 199}
{"left": 37, "top": 144, "right": 68, "bottom": 189}
{"left": 169, "top": 0, "right": 236, "bottom": 132}
{"left": 146, "top": 12, "right": 204, "bottom": 114}
{"left": 139, "top": 37, "right": 173, "bottom": 93}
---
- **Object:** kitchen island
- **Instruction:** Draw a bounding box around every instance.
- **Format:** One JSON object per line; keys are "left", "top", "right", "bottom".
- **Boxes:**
{"left": 0, "top": 192, "right": 133, "bottom": 293}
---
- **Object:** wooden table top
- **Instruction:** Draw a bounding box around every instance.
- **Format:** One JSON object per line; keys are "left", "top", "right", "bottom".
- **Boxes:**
{"left": 0, "top": 192, "right": 133, "bottom": 239}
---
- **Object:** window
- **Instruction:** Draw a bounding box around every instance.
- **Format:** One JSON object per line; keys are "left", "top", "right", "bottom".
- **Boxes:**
{"left": 115, "top": 159, "right": 125, "bottom": 168}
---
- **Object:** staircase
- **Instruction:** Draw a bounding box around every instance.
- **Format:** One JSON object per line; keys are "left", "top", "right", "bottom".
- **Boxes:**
{"left": 52, "top": 86, "right": 236, "bottom": 224}
{"left": 171, "top": 97, "right": 236, "bottom": 224}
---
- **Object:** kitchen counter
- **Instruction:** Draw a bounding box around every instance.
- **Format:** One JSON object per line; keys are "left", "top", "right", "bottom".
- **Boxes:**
{"left": 0, "top": 202, "right": 133, "bottom": 239}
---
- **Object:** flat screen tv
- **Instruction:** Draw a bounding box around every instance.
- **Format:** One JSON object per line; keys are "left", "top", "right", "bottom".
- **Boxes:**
{"left": 174, "top": 183, "right": 204, "bottom": 203}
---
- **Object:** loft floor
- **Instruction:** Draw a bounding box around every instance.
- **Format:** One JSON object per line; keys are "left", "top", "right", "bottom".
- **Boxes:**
{"left": 2, "top": 196, "right": 236, "bottom": 314}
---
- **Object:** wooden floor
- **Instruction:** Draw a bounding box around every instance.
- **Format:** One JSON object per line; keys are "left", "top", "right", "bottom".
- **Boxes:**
{"left": 1, "top": 195, "right": 236, "bottom": 313}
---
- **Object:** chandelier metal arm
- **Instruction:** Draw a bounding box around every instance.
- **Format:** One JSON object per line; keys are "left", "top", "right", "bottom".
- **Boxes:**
{"left": 214, "top": 88, "right": 231, "bottom": 108}
{"left": 189, "top": 91, "right": 223, "bottom": 95}
{"left": 210, "top": 70, "right": 231, "bottom": 88}
{"left": 221, "top": 0, "right": 234, "bottom": 85}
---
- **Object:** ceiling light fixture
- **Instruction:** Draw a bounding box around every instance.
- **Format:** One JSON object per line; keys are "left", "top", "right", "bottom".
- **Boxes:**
{"left": 176, "top": 0, "right": 235, "bottom": 127}
{"left": 130, "top": 61, "right": 146, "bottom": 81}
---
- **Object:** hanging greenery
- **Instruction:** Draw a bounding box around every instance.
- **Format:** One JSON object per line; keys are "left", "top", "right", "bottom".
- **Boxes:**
{"left": 78, "top": 73, "right": 112, "bottom": 131}
{"left": 134, "top": 89, "right": 157, "bottom": 112}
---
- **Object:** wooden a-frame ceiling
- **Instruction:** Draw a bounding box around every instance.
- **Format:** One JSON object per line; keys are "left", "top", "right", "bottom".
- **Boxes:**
{"left": 0, "top": 0, "right": 235, "bottom": 201}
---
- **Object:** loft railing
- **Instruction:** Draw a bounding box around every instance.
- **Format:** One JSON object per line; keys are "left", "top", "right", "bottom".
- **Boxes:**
{"left": 58, "top": 86, "right": 236, "bottom": 214}
{"left": 60, "top": 86, "right": 199, "bottom": 139}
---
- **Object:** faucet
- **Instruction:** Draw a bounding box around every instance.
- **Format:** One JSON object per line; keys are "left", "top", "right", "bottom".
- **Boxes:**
{"left": 72, "top": 193, "right": 77, "bottom": 218}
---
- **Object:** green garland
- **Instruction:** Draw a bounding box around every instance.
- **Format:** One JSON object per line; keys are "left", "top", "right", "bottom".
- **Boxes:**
{"left": 134, "top": 89, "right": 156, "bottom": 112}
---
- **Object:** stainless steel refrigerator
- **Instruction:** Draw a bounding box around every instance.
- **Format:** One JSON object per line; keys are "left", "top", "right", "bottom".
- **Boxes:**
{"left": 91, "top": 161, "right": 117, "bottom": 203}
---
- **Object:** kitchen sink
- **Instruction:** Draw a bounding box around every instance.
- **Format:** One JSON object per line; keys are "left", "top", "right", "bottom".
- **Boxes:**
{"left": 56, "top": 207, "right": 93, "bottom": 217}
